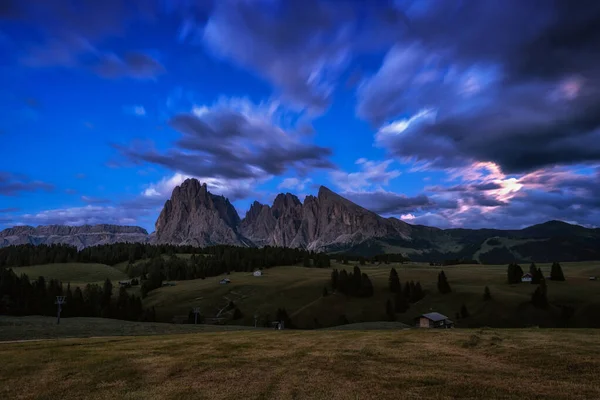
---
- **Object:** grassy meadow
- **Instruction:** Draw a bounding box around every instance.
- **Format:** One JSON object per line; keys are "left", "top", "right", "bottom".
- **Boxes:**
{"left": 1, "top": 328, "right": 600, "bottom": 399}
{"left": 11, "top": 262, "right": 128, "bottom": 286}
{"left": 7, "top": 259, "right": 600, "bottom": 328}
{"left": 143, "top": 260, "right": 600, "bottom": 328}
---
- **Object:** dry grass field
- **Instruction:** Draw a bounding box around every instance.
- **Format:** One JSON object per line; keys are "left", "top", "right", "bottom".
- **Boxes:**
{"left": 1, "top": 328, "right": 599, "bottom": 400}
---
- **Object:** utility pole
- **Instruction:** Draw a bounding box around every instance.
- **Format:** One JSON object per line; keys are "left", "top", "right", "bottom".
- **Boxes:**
{"left": 55, "top": 296, "right": 66, "bottom": 325}
{"left": 193, "top": 307, "right": 200, "bottom": 325}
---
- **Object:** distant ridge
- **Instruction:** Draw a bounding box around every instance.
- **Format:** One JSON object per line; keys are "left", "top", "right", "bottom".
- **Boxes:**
{"left": 0, "top": 224, "right": 149, "bottom": 250}
{"left": 2, "top": 178, "right": 599, "bottom": 262}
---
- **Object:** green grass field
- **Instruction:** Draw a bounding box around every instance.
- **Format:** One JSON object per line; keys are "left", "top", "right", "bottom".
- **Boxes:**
{"left": 10, "top": 263, "right": 128, "bottom": 286}
{"left": 9, "top": 260, "right": 600, "bottom": 328}
{"left": 143, "top": 261, "right": 600, "bottom": 328}
{"left": 1, "top": 328, "right": 599, "bottom": 399}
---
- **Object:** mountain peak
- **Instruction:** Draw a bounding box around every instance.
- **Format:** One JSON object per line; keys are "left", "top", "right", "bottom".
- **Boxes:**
{"left": 317, "top": 185, "right": 337, "bottom": 198}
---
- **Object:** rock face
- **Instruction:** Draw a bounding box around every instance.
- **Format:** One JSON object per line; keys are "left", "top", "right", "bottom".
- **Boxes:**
{"left": 0, "top": 224, "right": 149, "bottom": 250}
{"left": 3, "top": 178, "right": 600, "bottom": 262}
{"left": 154, "top": 179, "right": 245, "bottom": 247}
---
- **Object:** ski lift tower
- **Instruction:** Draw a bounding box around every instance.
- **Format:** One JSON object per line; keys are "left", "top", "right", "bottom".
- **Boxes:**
{"left": 55, "top": 296, "right": 66, "bottom": 325}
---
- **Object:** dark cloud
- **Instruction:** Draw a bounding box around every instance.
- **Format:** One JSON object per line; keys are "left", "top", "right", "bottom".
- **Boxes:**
{"left": 0, "top": 172, "right": 54, "bottom": 196}
{"left": 116, "top": 100, "right": 334, "bottom": 180}
{"left": 14, "top": 0, "right": 166, "bottom": 79}
{"left": 359, "top": 1, "right": 600, "bottom": 173}
{"left": 203, "top": 0, "right": 405, "bottom": 112}
{"left": 93, "top": 52, "right": 165, "bottom": 80}
{"left": 343, "top": 190, "right": 431, "bottom": 215}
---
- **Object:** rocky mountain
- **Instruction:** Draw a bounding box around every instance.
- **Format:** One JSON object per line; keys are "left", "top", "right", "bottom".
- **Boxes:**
{"left": 0, "top": 224, "right": 149, "bottom": 250}
{"left": 154, "top": 179, "right": 248, "bottom": 247}
{"left": 2, "top": 178, "right": 600, "bottom": 262}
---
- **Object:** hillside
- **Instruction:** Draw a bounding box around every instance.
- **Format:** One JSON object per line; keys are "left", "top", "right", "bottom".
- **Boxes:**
{"left": 2, "top": 179, "right": 600, "bottom": 262}
{"left": 2, "top": 329, "right": 599, "bottom": 399}
{"left": 142, "top": 261, "right": 600, "bottom": 329}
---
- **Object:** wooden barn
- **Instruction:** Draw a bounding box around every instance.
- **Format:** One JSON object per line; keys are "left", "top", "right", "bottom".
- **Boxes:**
{"left": 415, "top": 312, "right": 454, "bottom": 329}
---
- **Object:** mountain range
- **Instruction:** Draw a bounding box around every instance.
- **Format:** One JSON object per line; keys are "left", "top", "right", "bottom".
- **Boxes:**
{"left": 2, "top": 178, "right": 600, "bottom": 263}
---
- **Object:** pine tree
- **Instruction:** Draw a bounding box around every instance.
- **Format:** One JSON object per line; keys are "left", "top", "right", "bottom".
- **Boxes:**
{"left": 483, "top": 286, "right": 492, "bottom": 301}
{"left": 331, "top": 269, "right": 339, "bottom": 290}
{"left": 386, "top": 299, "right": 395, "bottom": 321}
{"left": 389, "top": 268, "right": 401, "bottom": 293}
{"left": 412, "top": 282, "right": 424, "bottom": 302}
{"left": 303, "top": 255, "right": 311, "bottom": 268}
{"left": 550, "top": 262, "right": 565, "bottom": 281}
{"left": 394, "top": 289, "right": 409, "bottom": 313}
{"left": 529, "top": 262, "right": 537, "bottom": 278}
{"left": 437, "top": 271, "right": 452, "bottom": 294}
{"left": 460, "top": 303, "right": 470, "bottom": 318}
{"left": 531, "top": 278, "right": 548, "bottom": 308}
{"left": 233, "top": 307, "right": 243, "bottom": 320}
{"left": 360, "top": 273, "right": 374, "bottom": 297}
{"left": 507, "top": 263, "right": 524, "bottom": 284}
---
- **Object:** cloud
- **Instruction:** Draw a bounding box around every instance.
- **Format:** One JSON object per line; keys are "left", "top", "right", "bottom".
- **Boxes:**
{"left": 81, "top": 196, "right": 112, "bottom": 205}
{"left": 403, "top": 162, "right": 600, "bottom": 229}
{"left": 123, "top": 105, "right": 147, "bottom": 117}
{"left": 202, "top": 0, "right": 406, "bottom": 112}
{"left": 14, "top": 1, "right": 164, "bottom": 79}
{"left": 15, "top": 205, "right": 140, "bottom": 227}
{"left": 0, "top": 207, "right": 19, "bottom": 213}
{"left": 116, "top": 98, "right": 334, "bottom": 182}
{"left": 358, "top": 1, "right": 600, "bottom": 174}
{"left": 330, "top": 159, "right": 400, "bottom": 192}
{"left": 278, "top": 178, "right": 312, "bottom": 192}
{"left": 0, "top": 172, "right": 54, "bottom": 196}
{"left": 142, "top": 172, "right": 257, "bottom": 202}
{"left": 93, "top": 52, "right": 165, "bottom": 80}
{"left": 343, "top": 190, "right": 431, "bottom": 216}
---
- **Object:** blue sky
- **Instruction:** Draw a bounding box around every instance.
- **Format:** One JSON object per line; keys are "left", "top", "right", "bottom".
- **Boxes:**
{"left": 1, "top": 0, "right": 600, "bottom": 232}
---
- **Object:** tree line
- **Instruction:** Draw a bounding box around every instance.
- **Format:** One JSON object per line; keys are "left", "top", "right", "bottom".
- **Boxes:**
{"left": 330, "top": 266, "right": 374, "bottom": 297}
{"left": 0, "top": 243, "right": 329, "bottom": 270}
{"left": 0, "top": 268, "right": 155, "bottom": 321}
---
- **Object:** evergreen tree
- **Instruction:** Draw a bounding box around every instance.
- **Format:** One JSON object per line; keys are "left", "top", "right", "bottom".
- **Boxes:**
{"left": 412, "top": 282, "right": 424, "bottom": 302}
{"left": 404, "top": 281, "right": 411, "bottom": 300}
{"left": 507, "top": 263, "right": 524, "bottom": 284}
{"left": 529, "top": 262, "right": 537, "bottom": 278}
{"left": 331, "top": 269, "right": 339, "bottom": 290}
{"left": 360, "top": 273, "right": 374, "bottom": 297}
{"left": 550, "top": 262, "right": 565, "bottom": 281}
{"left": 233, "top": 307, "right": 243, "bottom": 320}
{"left": 303, "top": 255, "right": 311, "bottom": 268}
{"left": 394, "top": 289, "right": 409, "bottom": 313}
{"left": 460, "top": 303, "right": 470, "bottom": 318}
{"left": 437, "top": 270, "right": 452, "bottom": 294}
{"left": 386, "top": 299, "right": 395, "bottom": 321}
{"left": 531, "top": 278, "right": 548, "bottom": 308}
{"left": 352, "top": 266, "right": 362, "bottom": 295}
{"left": 388, "top": 267, "right": 401, "bottom": 293}
{"left": 483, "top": 286, "right": 492, "bottom": 301}
{"left": 532, "top": 267, "right": 544, "bottom": 284}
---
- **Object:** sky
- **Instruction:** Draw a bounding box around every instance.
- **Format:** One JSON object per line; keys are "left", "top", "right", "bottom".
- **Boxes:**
{"left": 1, "top": 0, "right": 600, "bottom": 232}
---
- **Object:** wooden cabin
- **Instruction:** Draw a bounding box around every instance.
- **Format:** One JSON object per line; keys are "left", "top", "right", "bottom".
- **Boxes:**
{"left": 415, "top": 312, "right": 454, "bottom": 329}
